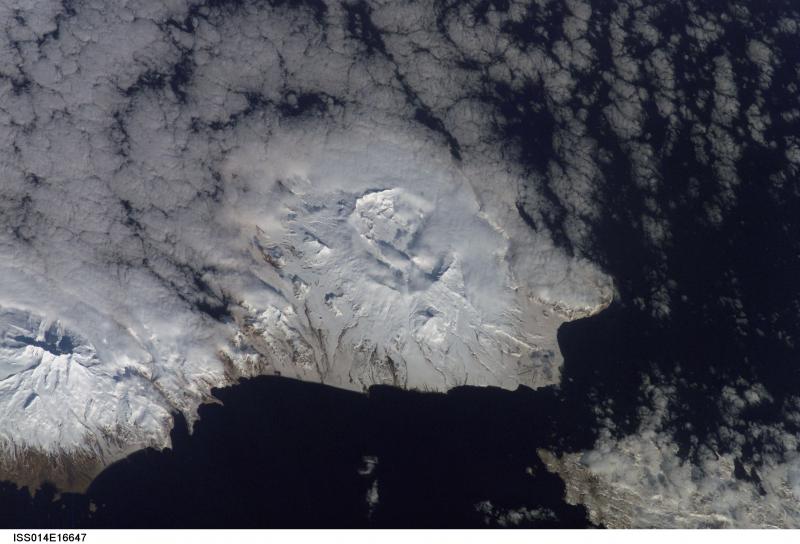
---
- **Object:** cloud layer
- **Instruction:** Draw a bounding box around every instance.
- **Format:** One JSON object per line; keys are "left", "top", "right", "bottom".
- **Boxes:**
{"left": 0, "top": 0, "right": 611, "bottom": 489}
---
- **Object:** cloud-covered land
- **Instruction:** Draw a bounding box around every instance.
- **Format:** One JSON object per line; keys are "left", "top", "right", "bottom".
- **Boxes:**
{"left": 0, "top": 0, "right": 799, "bottom": 527}
{"left": 0, "top": 0, "right": 612, "bottom": 492}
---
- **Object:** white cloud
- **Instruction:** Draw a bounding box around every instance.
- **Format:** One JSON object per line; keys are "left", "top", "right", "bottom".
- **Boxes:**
{"left": 475, "top": 500, "right": 557, "bottom": 527}
{"left": 542, "top": 379, "right": 800, "bottom": 528}
{"left": 0, "top": 0, "right": 612, "bottom": 490}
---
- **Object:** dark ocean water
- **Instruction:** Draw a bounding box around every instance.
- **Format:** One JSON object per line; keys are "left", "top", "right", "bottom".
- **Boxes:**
{"left": 0, "top": 372, "right": 600, "bottom": 528}
{"left": 0, "top": 155, "right": 796, "bottom": 528}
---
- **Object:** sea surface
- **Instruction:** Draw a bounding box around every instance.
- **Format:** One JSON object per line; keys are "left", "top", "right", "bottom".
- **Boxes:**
{"left": 0, "top": 368, "right": 599, "bottom": 528}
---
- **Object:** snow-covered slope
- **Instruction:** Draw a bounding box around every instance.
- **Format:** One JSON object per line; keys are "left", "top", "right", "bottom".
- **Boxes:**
{"left": 221, "top": 130, "right": 611, "bottom": 391}
{"left": 0, "top": 0, "right": 612, "bottom": 491}
{"left": 0, "top": 125, "right": 610, "bottom": 491}
{"left": 0, "top": 308, "right": 173, "bottom": 491}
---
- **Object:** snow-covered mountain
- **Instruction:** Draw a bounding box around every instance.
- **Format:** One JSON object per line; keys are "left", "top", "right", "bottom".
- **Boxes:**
{"left": 0, "top": 32, "right": 611, "bottom": 488}
{"left": 0, "top": 127, "right": 611, "bottom": 491}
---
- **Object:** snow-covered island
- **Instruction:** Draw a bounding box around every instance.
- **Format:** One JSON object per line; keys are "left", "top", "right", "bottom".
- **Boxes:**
{"left": 0, "top": 122, "right": 611, "bottom": 491}
{"left": 0, "top": 0, "right": 623, "bottom": 493}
